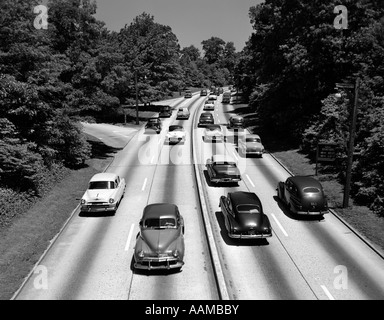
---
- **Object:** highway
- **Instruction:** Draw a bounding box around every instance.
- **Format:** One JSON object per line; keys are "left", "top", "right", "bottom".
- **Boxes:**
{"left": 12, "top": 91, "right": 384, "bottom": 300}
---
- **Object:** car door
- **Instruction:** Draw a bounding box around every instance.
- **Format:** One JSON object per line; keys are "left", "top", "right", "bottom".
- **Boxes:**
{"left": 220, "top": 196, "right": 232, "bottom": 231}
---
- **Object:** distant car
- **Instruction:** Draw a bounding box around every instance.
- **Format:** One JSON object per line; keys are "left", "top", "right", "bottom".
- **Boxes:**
{"left": 159, "top": 105, "right": 172, "bottom": 118}
{"left": 228, "top": 115, "right": 245, "bottom": 130}
{"left": 276, "top": 176, "right": 329, "bottom": 216}
{"left": 198, "top": 112, "right": 214, "bottom": 127}
{"left": 80, "top": 173, "right": 126, "bottom": 214}
{"left": 145, "top": 117, "right": 162, "bottom": 134}
{"left": 208, "top": 93, "right": 217, "bottom": 101}
{"left": 177, "top": 107, "right": 190, "bottom": 120}
{"left": 206, "top": 155, "right": 241, "bottom": 184}
{"left": 184, "top": 90, "right": 192, "bottom": 98}
{"left": 166, "top": 125, "right": 186, "bottom": 144}
{"left": 203, "top": 100, "right": 215, "bottom": 111}
{"left": 133, "top": 203, "right": 185, "bottom": 271}
{"left": 203, "top": 124, "right": 223, "bottom": 142}
{"left": 222, "top": 91, "right": 231, "bottom": 104}
{"left": 200, "top": 89, "right": 208, "bottom": 96}
{"left": 238, "top": 134, "right": 265, "bottom": 157}
{"left": 219, "top": 191, "right": 272, "bottom": 239}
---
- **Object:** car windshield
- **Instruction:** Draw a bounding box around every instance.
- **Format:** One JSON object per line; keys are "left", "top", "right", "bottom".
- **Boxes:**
{"left": 236, "top": 205, "right": 260, "bottom": 214}
{"left": 144, "top": 218, "right": 176, "bottom": 228}
{"left": 169, "top": 126, "right": 183, "bottom": 132}
{"left": 148, "top": 119, "right": 158, "bottom": 123}
{"left": 89, "top": 181, "right": 115, "bottom": 189}
{"left": 246, "top": 137, "right": 261, "bottom": 143}
{"left": 232, "top": 118, "right": 243, "bottom": 123}
{"left": 215, "top": 162, "right": 236, "bottom": 167}
{"left": 303, "top": 187, "right": 320, "bottom": 193}
{"left": 201, "top": 114, "right": 212, "bottom": 119}
{"left": 207, "top": 126, "right": 221, "bottom": 131}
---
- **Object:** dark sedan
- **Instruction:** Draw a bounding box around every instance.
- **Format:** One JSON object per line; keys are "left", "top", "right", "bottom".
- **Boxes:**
{"left": 133, "top": 203, "right": 185, "bottom": 271}
{"left": 277, "top": 176, "right": 329, "bottom": 216}
{"left": 219, "top": 192, "right": 272, "bottom": 239}
{"left": 198, "top": 112, "right": 214, "bottom": 127}
{"left": 145, "top": 117, "right": 162, "bottom": 134}
{"left": 206, "top": 155, "right": 241, "bottom": 184}
{"left": 159, "top": 105, "right": 172, "bottom": 118}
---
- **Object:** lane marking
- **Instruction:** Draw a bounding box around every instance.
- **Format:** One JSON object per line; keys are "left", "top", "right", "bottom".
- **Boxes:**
{"left": 246, "top": 174, "right": 255, "bottom": 188}
{"left": 271, "top": 213, "right": 289, "bottom": 237}
{"left": 321, "top": 285, "right": 335, "bottom": 300}
{"left": 151, "top": 156, "right": 155, "bottom": 164}
{"left": 125, "top": 224, "right": 135, "bottom": 251}
{"left": 141, "top": 178, "right": 147, "bottom": 191}
{"left": 232, "top": 151, "right": 239, "bottom": 161}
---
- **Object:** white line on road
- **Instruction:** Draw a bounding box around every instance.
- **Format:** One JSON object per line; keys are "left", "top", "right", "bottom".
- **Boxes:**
{"left": 125, "top": 224, "right": 135, "bottom": 251}
{"left": 142, "top": 178, "right": 147, "bottom": 191}
{"left": 232, "top": 151, "right": 239, "bottom": 161}
{"left": 321, "top": 285, "right": 335, "bottom": 300}
{"left": 151, "top": 156, "right": 155, "bottom": 164}
{"left": 271, "top": 213, "right": 289, "bottom": 237}
{"left": 246, "top": 174, "right": 255, "bottom": 188}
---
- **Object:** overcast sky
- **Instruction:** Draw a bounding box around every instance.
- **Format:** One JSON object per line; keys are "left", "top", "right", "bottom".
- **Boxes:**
{"left": 93, "top": 0, "right": 264, "bottom": 52}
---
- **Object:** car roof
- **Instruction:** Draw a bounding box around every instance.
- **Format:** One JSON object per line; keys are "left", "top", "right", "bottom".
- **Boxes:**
{"left": 212, "top": 154, "right": 236, "bottom": 163}
{"left": 90, "top": 173, "right": 118, "bottom": 182}
{"left": 228, "top": 191, "right": 262, "bottom": 210}
{"left": 142, "top": 203, "right": 178, "bottom": 220}
{"left": 200, "top": 112, "right": 213, "bottom": 117}
{"left": 288, "top": 176, "right": 323, "bottom": 189}
{"left": 246, "top": 134, "right": 261, "bottom": 139}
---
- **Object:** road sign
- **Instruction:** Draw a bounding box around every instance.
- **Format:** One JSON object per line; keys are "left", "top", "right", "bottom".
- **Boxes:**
{"left": 317, "top": 143, "right": 339, "bottom": 162}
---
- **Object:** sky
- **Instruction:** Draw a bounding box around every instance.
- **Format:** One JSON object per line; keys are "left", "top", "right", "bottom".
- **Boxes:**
{"left": 93, "top": 0, "right": 264, "bottom": 52}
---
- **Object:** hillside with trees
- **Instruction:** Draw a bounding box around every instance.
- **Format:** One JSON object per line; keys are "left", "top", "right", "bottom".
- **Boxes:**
{"left": 0, "top": 0, "right": 238, "bottom": 225}
{"left": 236, "top": 0, "right": 384, "bottom": 215}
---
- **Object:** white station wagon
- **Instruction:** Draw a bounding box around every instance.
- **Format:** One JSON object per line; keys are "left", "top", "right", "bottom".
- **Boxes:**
{"left": 80, "top": 173, "right": 126, "bottom": 213}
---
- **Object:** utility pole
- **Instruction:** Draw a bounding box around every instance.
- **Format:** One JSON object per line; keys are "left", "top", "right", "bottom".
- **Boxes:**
{"left": 337, "top": 77, "right": 359, "bottom": 208}
{"left": 135, "top": 70, "right": 139, "bottom": 125}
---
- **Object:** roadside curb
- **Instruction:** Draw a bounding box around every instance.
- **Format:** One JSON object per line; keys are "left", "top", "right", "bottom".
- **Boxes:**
{"left": 191, "top": 99, "right": 230, "bottom": 300}
{"left": 269, "top": 152, "right": 384, "bottom": 260}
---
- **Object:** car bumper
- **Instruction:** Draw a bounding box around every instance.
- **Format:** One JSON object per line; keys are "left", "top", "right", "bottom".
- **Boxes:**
{"left": 167, "top": 137, "right": 185, "bottom": 144}
{"left": 228, "top": 232, "right": 272, "bottom": 239}
{"left": 211, "top": 178, "right": 241, "bottom": 183}
{"left": 177, "top": 115, "right": 189, "bottom": 119}
{"left": 80, "top": 203, "right": 117, "bottom": 212}
{"left": 205, "top": 135, "right": 223, "bottom": 142}
{"left": 134, "top": 257, "right": 184, "bottom": 270}
{"left": 295, "top": 210, "right": 329, "bottom": 215}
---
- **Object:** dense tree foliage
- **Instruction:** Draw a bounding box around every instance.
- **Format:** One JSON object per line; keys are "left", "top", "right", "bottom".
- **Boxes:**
{"left": 237, "top": 0, "right": 384, "bottom": 214}
{"left": 0, "top": 1, "right": 236, "bottom": 199}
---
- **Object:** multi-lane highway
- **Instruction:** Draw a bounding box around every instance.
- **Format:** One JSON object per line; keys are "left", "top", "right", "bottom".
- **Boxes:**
{"left": 12, "top": 91, "right": 384, "bottom": 300}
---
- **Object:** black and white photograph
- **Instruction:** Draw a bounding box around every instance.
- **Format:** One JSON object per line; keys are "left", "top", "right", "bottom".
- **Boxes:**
{"left": 1, "top": 0, "right": 384, "bottom": 308}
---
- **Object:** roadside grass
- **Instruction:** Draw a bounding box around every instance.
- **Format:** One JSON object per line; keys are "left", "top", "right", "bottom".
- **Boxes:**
{"left": 0, "top": 134, "right": 116, "bottom": 300}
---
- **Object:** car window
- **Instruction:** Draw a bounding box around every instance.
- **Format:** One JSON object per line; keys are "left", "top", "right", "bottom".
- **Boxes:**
{"left": 89, "top": 181, "right": 114, "bottom": 189}
{"left": 215, "top": 162, "right": 236, "bottom": 167}
{"left": 207, "top": 126, "right": 221, "bottom": 131}
{"left": 237, "top": 205, "right": 260, "bottom": 213}
{"left": 303, "top": 187, "right": 320, "bottom": 193}
{"left": 246, "top": 138, "right": 261, "bottom": 143}
{"left": 144, "top": 218, "right": 176, "bottom": 228}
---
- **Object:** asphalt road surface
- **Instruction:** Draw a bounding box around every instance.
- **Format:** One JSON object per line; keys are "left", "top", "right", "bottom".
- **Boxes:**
{"left": 12, "top": 91, "right": 384, "bottom": 300}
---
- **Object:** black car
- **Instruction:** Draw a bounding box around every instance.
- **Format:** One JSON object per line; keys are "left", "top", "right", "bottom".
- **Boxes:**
{"left": 276, "top": 176, "right": 329, "bottom": 216}
{"left": 200, "top": 89, "right": 208, "bottom": 96}
{"left": 228, "top": 115, "right": 245, "bottom": 129}
{"left": 145, "top": 117, "right": 162, "bottom": 134}
{"left": 159, "top": 105, "right": 172, "bottom": 118}
{"left": 184, "top": 89, "right": 192, "bottom": 98}
{"left": 198, "top": 112, "right": 214, "bottom": 127}
{"left": 205, "top": 155, "right": 241, "bottom": 184}
{"left": 219, "top": 191, "right": 272, "bottom": 239}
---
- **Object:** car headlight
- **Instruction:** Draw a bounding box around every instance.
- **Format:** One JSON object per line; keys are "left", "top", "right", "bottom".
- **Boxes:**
{"left": 109, "top": 198, "right": 114, "bottom": 204}
{"left": 173, "top": 249, "right": 179, "bottom": 257}
{"left": 138, "top": 250, "right": 145, "bottom": 258}
{"left": 81, "top": 199, "right": 86, "bottom": 205}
